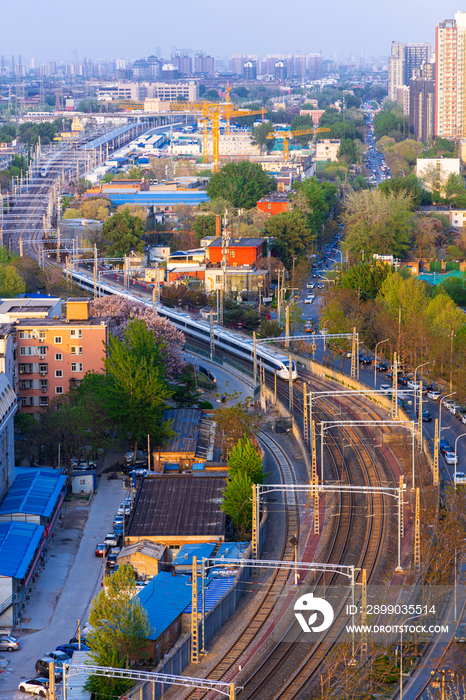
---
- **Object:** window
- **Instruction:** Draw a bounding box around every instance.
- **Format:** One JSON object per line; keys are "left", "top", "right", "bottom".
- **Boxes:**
{"left": 20, "top": 347, "right": 32, "bottom": 356}
{"left": 19, "top": 364, "right": 33, "bottom": 374}
{"left": 55, "top": 386, "right": 63, "bottom": 395}
{"left": 71, "top": 363, "right": 83, "bottom": 373}
{"left": 19, "top": 331, "right": 32, "bottom": 339}
{"left": 230, "top": 250, "right": 235, "bottom": 258}
{"left": 38, "top": 346, "right": 47, "bottom": 356}
{"left": 55, "top": 370, "right": 63, "bottom": 378}
{"left": 39, "top": 332, "right": 46, "bottom": 339}
{"left": 21, "top": 396, "right": 33, "bottom": 406}
{"left": 79, "top": 479, "right": 86, "bottom": 486}
{"left": 55, "top": 353, "right": 62, "bottom": 361}
{"left": 39, "top": 396, "right": 49, "bottom": 406}
{"left": 20, "top": 380, "right": 32, "bottom": 389}
{"left": 70, "top": 329, "right": 82, "bottom": 338}
{"left": 39, "top": 364, "right": 48, "bottom": 375}
{"left": 54, "top": 336, "right": 62, "bottom": 344}
{"left": 71, "top": 346, "right": 83, "bottom": 355}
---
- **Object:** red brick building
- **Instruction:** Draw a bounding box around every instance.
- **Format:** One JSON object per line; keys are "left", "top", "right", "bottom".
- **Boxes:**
{"left": 17, "top": 299, "right": 108, "bottom": 413}
{"left": 206, "top": 238, "right": 266, "bottom": 267}
{"left": 257, "top": 193, "right": 292, "bottom": 218}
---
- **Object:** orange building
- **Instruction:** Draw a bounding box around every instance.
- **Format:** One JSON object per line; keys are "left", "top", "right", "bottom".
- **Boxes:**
{"left": 16, "top": 299, "right": 108, "bottom": 413}
{"left": 206, "top": 238, "right": 266, "bottom": 267}
{"left": 257, "top": 193, "right": 292, "bottom": 218}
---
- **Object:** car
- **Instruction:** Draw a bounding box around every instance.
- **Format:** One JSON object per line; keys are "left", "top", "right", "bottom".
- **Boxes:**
{"left": 0, "top": 634, "right": 19, "bottom": 651}
{"left": 113, "top": 514, "right": 125, "bottom": 527}
{"left": 407, "top": 380, "right": 421, "bottom": 391}
{"left": 376, "top": 362, "right": 389, "bottom": 372}
{"left": 125, "top": 450, "right": 146, "bottom": 465}
{"left": 317, "top": 283, "right": 325, "bottom": 290}
{"left": 104, "top": 533, "right": 120, "bottom": 547}
{"left": 35, "top": 658, "right": 63, "bottom": 679}
{"left": 56, "top": 642, "right": 90, "bottom": 657}
{"left": 439, "top": 438, "right": 451, "bottom": 448}
{"left": 449, "top": 403, "right": 460, "bottom": 415}
{"left": 443, "top": 399, "right": 456, "bottom": 411}
{"left": 440, "top": 444, "right": 454, "bottom": 456}
{"left": 427, "top": 390, "right": 441, "bottom": 400}
{"left": 306, "top": 282, "right": 315, "bottom": 289}
{"left": 455, "top": 622, "right": 466, "bottom": 641}
{"left": 422, "top": 409, "right": 432, "bottom": 422}
{"left": 398, "top": 377, "right": 409, "bottom": 386}
{"left": 18, "top": 678, "right": 49, "bottom": 696}
{"left": 113, "top": 522, "right": 124, "bottom": 534}
{"left": 304, "top": 320, "right": 313, "bottom": 333}
{"left": 122, "top": 459, "right": 146, "bottom": 475}
{"left": 444, "top": 451, "right": 458, "bottom": 465}
{"left": 71, "top": 460, "right": 96, "bottom": 471}
{"left": 44, "top": 651, "right": 69, "bottom": 664}
{"left": 304, "top": 295, "right": 315, "bottom": 304}
{"left": 462, "top": 413, "right": 466, "bottom": 425}
{"left": 131, "top": 468, "right": 149, "bottom": 477}
{"left": 359, "top": 355, "right": 372, "bottom": 365}
{"left": 107, "top": 547, "right": 121, "bottom": 569}
{"left": 95, "top": 543, "right": 107, "bottom": 557}
{"left": 380, "top": 384, "right": 392, "bottom": 395}
{"left": 117, "top": 503, "right": 131, "bottom": 516}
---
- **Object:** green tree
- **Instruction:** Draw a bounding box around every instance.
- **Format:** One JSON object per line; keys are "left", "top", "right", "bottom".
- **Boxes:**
{"left": 228, "top": 437, "right": 263, "bottom": 484}
{"left": 0, "top": 265, "right": 26, "bottom": 297}
{"left": 193, "top": 214, "right": 216, "bottom": 241}
{"left": 220, "top": 471, "right": 253, "bottom": 538}
{"left": 102, "top": 320, "right": 173, "bottom": 453}
{"left": 85, "top": 564, "right": 151, "bottom": 697}
{"left": 251, "top": 121, "right": 274, "bottom": 154}
{"left": 206, "top": 161, "right": 276, "bottom": 209}
{"left": 378, "top": 174, "right": 426, "bottom": 207}
{"left": 101, "top": 210, "right": 145, "bottom": 257}
{"left": 212, "top": 393, "right": 261, "bottom": 459}
{"left": 340, "top": 261, "right": 392, "bottom": 301}
{"left": 264, "top": 210, "right": 313, "bottom": 269}
{"left": 445, "top": 173, "right": 465, "bottom": 200}
{"left": 171, "top": 365, "right": 200, "bottom": 407}
{"left": 338, "top": 138, "right": 358, "bottom": 164}
{"left": 257, "top": 318, "right": 282, "bottom": 338}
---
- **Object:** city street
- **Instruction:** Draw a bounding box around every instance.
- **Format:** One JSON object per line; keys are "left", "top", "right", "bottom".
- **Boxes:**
{"left": 0, "top": 466, "right": 126, "bottom": 699}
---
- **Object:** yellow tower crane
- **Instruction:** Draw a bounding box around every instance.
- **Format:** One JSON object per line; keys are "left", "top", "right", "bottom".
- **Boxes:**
{"left": 266, "top": 126, "right": 331, "bottom": 161}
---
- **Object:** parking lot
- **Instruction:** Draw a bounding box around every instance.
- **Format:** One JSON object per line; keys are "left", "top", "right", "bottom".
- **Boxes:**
{"left": 0, "top": 471, "right": 126, "bottom": 699}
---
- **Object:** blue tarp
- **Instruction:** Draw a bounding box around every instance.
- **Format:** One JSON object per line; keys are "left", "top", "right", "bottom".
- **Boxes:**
{"left": 104, "top": 192, "right": 209, "bottom": 207}
{"left": 173, "top": 543, "right": 216, "bottom": 567}
{"left": 0, "top": 469, "right": 66, "bottom": 518}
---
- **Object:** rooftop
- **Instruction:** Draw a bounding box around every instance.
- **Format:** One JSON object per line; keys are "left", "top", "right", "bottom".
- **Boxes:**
{"left": 184, "top": 576, "right": 236, "bottom": 614}
{"left": 0, "top": 521, "right": 45, "bottom": 578}
{"left": 15, "top": 317, "right": 108, "bottom": 328}
{"left": 0, "top": 469, "right": 67, "bottom": 518}
{"left": 161, "top": 408, "right": 203, "bottom": 454}
{"left": 117, "top": 540, "right": 166, "bottom": 561}
{"left": 172, "top": 543, "right": 217, "bottom": 567}
{"left": 136, "top": 572, "right": 195, "bottom": 638}
{"left": 257, "top": 193, "right": 291, "bottom": 202}
{"left": 128, "top": 476, "right": 226, "bottom": 538}
{"left": 207, "top": 238, "right": 265, "bottom": 248}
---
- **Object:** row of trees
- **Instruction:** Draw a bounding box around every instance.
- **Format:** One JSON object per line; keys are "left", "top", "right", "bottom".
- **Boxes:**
{"left": 221, "top": 437, "right": 263, "bottom": 538}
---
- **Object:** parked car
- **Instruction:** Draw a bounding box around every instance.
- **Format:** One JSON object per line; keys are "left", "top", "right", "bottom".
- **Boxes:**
{"left": 444, "top": 451, "right": 458, "bottom": 465}
{"left": 0, "top": 635, "right": 19, "bottom": 651}
{"left": 113, "top": 522, "right": 124, "bottom": 535}
{"left": 440, "top": 443, "right": 454, "bottom": 456}
{"left": 359, "top": 355, "right": 372, "bottom": 365}
{"left": 56, "top": 642, "right": 90, "bottom": 657}
{"left": 448, "top": 403, "right": 460, "bottom": 415}
{"left": 455, "top": 471, "right": 466, "bottom": 484}
{"left": 125, "top": 450, "right": 146, "bottom": 465}
{"left": 376, "top": 362, "right": 388, "bottom": 372}
{"left": 131, "top": 468, "right": 149, "bottom": 477}
{"left": 44, "top": 651, "right": 69, "bottom": 664}
{"left": 104, "top": 533, "right": 120, "bottom": 548}
{"left": 380, "top": 385, "right": 391, "bottom": 395}
{"left": 462, "top": 413, "right": 466, "bottom": 425}
{"left": 427, "top": 390, "right": 441, "bottom": 401}
{"left": 35, "top": 658, "right": 63, "bottom": 679}
{"left": 117, "top": 503, "right": 131, "bottom": 516}
{"left": 95, "top": 543, "right": 107, "bottom": 557}
{"left": 455, "top": 622, "right": 466, "bottom": 641}
{"left": 407, "top": 380, "right": 421, "bottom": 391}
{"left": 122, "top": 459, "right": 146, "bottom": 475}
{"left": 107, "top": 547, "right": 121, "bottom": 569}
{"left": 113, "top": 515, "right": 125, "bottom": 527}
{"left": 18, "top": 678, "right": 49, "bottom": 696}
{"left": 398, "top": 377, "right": 409, "bottom": 386}
{"left": 443, "top": 399, "right": 456, "bottom": 411}
{"left": 422, "top": 409, "right": 432, "bottom": 422}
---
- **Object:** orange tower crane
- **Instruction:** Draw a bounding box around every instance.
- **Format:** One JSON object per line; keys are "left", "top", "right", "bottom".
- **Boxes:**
{"left": 266, "top": 126, "right": 331, "bottom": 161}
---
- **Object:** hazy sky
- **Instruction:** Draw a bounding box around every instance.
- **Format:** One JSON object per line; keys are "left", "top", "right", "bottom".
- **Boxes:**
{"left": 3, "top": 0, "right": 464, "bottom": 63}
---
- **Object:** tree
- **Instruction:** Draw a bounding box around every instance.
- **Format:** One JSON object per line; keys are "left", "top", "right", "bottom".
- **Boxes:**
{"left": 228, "top": 437, "right": 263, "bottom": 484}
{"left": 116, "top": 203, "right": 148, "bottom": 222}
{"left": 206, "top": 161, "right": 276, "bottom": 209}
{"left": 445, "top": 173, "right": 465, "bottom": 200}
{"left": 101, "top": 210, "right": 145, "bottom": 258}
{"left": 257, "top": 318, "right": 282, "bottom": 338}
{"left": 212, "top": 393, "right": 261, "bottom": 459}
{"left": 264, "top": 210, "right": 313, "bottom": 269}
{"left": 102, "top": 319, "right": 173, "bottom": 452}
{"left": 193, "top": 214, "right": 216, "bottom": 241}
{"left": 342, "top": 188, "right": 414, "bottom": 260}
{"left": 378, "top": 174, "right": 426, "bottom": 207}
{"left": 251, "top": 121, "right": 274, "bottom": 154}
{"left": 171, "top": 365, "right": 200, "bottom": 407}
{"left": 220, "top": 471, "right": 253, "bottom": 538}
{"left": 85, "top": 564, "right": 151, "bottom": 697}
{"left": 338, "top": 138, "right": 358, "bottom": 164}
{"left": 340, "top": 261, "right": 392, "bottom": 301}
{"left": 412, "top": 216, "right": 439, "bottom": 259}
{"left": 0, "top": 265, "right": 25, "bottom": 297}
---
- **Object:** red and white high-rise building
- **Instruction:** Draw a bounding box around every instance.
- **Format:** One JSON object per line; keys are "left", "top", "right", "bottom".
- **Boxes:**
{"left": 435, "top": 12, "right": 466, "bottom": 139}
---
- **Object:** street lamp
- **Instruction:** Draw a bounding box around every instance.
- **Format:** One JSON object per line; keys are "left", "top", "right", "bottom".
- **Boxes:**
{"left": 413, "top": 361, "right": 430, "bottom": 415}
{"left": 453, "top": 434, "right": 466, "bottom": 486}
{"left": 374, "top": 338, "right": 389, "bottom": 388}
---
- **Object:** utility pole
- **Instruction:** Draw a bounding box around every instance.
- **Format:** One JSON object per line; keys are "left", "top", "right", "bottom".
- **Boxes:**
{"left": 433, "top": 418, "right": 439, "bottom": 486}
{"left": 288, "top": 354, "right": 293, "bottom": 414}
{"left": 191, "top": 556, "right": 199, "bottom": 664}
{"left": 414, "top": 487, "right": 420, "bottom": 572}
{"left": 285, "top": 305, "right": 290, "bottom": 348}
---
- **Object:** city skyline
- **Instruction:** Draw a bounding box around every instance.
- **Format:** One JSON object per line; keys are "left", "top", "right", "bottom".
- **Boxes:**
{"left": 2, "top": 0, "right": 463, "bottom": 64}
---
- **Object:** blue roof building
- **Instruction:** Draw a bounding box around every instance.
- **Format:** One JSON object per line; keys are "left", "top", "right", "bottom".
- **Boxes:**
{"left": 0, "top": 521, "right": 45, "bottom": 626}
{"left": 173, "top": 543, "right": 217, "bottom": 571}
{"left": 0, "top": 469, "right": 67, "bottom": 525}
{"left": 184, "top": 577, "right": 236, "bottom": 615}
{"left": 104, "top": 192, "right": 209, "bottom": 207}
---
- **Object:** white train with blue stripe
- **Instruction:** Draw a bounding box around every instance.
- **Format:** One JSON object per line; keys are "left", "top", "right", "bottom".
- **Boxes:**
{"left": 70, "top": 269, "right": 297, "bottom": 381}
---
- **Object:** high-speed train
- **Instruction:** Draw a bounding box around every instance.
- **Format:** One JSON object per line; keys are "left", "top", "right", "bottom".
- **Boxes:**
{"left": 69, "top": 269, "right": 298, "bottom": 381}
{"left": 40, "top": 149, "right": 69, "bottom": 178}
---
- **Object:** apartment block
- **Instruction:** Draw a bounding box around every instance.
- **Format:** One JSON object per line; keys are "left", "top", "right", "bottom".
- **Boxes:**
{"left": 409, "top": 63, "right": 435, "bottom": 142}
{"left": 16, "top": 299, "right": 108, "bottom": 413}
{"left": 388, "top": 41, "right": 432, "bottom": 102}
{"left": 147, "top": 81, "right": 198, "bottom": 102}
{"left": 435, "top": 12, "right": 466, "bottom": 139}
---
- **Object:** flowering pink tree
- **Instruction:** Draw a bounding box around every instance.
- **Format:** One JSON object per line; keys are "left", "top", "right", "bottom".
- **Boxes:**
{"left": 90, "top": 296, "right": 185, "bottom": 378}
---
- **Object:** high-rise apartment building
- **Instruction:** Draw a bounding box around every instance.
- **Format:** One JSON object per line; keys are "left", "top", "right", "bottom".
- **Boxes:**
{"left": 194, "top": 54, "right": 214, "bottom": 75}
{"left": 409, "top": 62, "right": 435, "bottom": 142}
{"left": 435, "top": 12, "right": 466, "bottom": 139}
{"left": 172, "top": 53, "right": 192, "bottom": 75}
{"left": 388, "top": 41, "right": 432, "bottom": 101}
{"left": 308, "top": 53, "right": 323, "bottom": 80}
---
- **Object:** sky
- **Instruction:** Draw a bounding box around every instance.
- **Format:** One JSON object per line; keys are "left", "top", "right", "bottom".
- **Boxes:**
{"left": 3, "top": 0, "right": 465, "bottom": 64}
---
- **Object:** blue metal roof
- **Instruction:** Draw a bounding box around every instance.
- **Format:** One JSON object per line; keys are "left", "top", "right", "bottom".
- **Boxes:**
{"left": 173, "top": 543, "right": 217, "bottom": 567}
{"left": 80, "top": 124, "right": 136, "bottom": 151}
{"left": 137, "top": 572, "right": 196, "bottom": 639}
{"left": 0, "top": 521, "right": 44, "bottom": 578}
{"left": 184, "top": 577, "right": 236, "bottom": 614}
{"left": 104, "top": 192, "right": 209, "bottom": 207}
{"left": 0, "top": 469, "right": 67, "bottom": 518}
{"left": 216, "top": 542, "right": 249, "bottom": 560}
